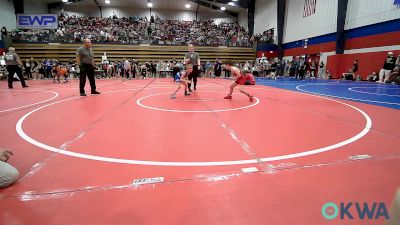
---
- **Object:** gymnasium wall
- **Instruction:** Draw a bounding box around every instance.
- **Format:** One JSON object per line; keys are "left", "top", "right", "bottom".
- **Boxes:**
{"left": 0, "top": 0, "right": 17, "bottom": 30}
{"left": 254, "top": 0, "right": 277, "bottom": 35}
{"left": 346, "top": 0, "right": 400, "bottom": 30}
{"left": 283, "top": 0, "right": 338, "bottom": 44}
{"left": 326, "top": 49, "right": 400, "bottom": 79}
{"left": 276, "top": 0, "right": 400, "bottom": 79}
{"left": 24, "top": 0, "right": 48, "bottom": 14}
{"left": 238, "top": 9, "right": 248, "bottom": 32}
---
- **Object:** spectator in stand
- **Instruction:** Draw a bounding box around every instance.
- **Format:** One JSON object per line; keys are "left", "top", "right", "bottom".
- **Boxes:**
{"left": 10, "top": 16, "right": 252, "bottom": 47}
{"left": 378, "top": 52, "right": 397, "bottom": 82}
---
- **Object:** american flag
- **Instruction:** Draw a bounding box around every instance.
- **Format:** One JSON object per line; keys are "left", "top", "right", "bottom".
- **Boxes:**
{"left": 303, "top": 0, "right": 317, "bottom": 17}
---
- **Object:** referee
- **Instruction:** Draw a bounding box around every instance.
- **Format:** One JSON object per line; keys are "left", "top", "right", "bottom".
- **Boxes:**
{"left": 4, "top": 47, "right": 28, "bottom": 89}
{"left": 76, "top": 39, "right": 100, "bottom": 96}
{"left": 184, "top": 44, "right": 200, "bottom": 91}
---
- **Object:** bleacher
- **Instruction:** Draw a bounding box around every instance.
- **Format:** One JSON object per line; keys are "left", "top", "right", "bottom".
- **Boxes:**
{"left": 12, "top": 43, "right": 255, "bottom": 64}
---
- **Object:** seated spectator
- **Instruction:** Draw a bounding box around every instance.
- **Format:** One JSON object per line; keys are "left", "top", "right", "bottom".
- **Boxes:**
{"left": 367, "top": 72, "right": 379, "bottom": 82}
{"left": 342, "top": 69, "right": 355, "bottom": 80}
{"left": 384, "top": 67, "right": 400, "bottom": 84}
{"left": 325, "top": 69, "right": 332, "bottom": 79}
{"left": 0, "top": 149, "right": 19, "bottom": 188}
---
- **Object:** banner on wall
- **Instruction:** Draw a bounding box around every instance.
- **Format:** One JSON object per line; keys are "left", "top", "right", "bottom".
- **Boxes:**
{"left": 303, "top": 0, "right": 317, "bottom": 17}
{"left": 16, "top": 14, "right": 58, "bottom": 29}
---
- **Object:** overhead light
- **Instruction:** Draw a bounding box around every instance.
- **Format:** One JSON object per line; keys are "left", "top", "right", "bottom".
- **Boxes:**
{"left": 221, "top": 6, "right": 226, "bottom": 11}
{"left": 147, "top": 2, "right": 153, "bottom": 7}
{"left": 228, "top": 2, "right": 235, "bottom": 6}
{"left": 62, "top": 0, "right": 68, "bottom": 2}
{"left": 105, "top": 0, "right": 110, "bottom": 4}
{"left": 185, "top": 3, "right": 191, "bottom": 8}
{"left": 232, "top": 0, "right": 238, "bottom": 1}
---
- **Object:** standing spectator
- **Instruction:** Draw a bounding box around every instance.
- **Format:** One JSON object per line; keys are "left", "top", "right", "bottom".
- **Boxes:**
{"left": 318, "top": 61, "right": 325, "bottom": 79}
{"left": 310, "top": 61, "right": 317, "bottom": 78}
{"left": 24, "top": 59, "right": 32, "bottom": 79}
{"left": 1, "top": 26, "right": 7, "bottom": 36}
{"left": 289, "top": 59, "right": 296, "bottom": 77}
{"left": 4, "top": 47, "right": 28, "bottom": 89}
{"left": 0, "top": 149, "right": 19, "bottom": 188}
{"left": 123, "top": 58, "right": 131, "bottom": 79}
{"left": 276, "top": 59, "right": 284, "bottom": 77}
{"left": 140, "top": 63, "right": 147, "bottom": 79}
{"left": 214, "top": 58, "right": 222, "bottom": 77}
{"left": 298, "top": 60, "right": 306, "bottom": 80}
{"left": 378, "top": 52, "right": 396, "bottom": 82}
{"left": 285, "top": 60, "right": 290, "bottom": 76}
{"left": 352, "top": 59, "right": 359, "bottom": 80}
{"left": 76, "top": 39, "right": 100, "bottom": 96}
{"left": 184, "top": 43, "right": 200, "bottom": 91}
{"left": 151, "top": 61, "right": 156, "bottom": 77}
{"left": 147, "top": 25, "right": 152, "bottom": 40}
{"left": 131, "top": 60, "right": 137, "bottom": 79}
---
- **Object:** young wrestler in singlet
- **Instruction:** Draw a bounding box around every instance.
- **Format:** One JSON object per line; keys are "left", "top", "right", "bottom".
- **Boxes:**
{"left": 223, "top": 60, "right": 254, "bottom": 102}
{"left": 170, "top": 64, "right": 193, "bottom": 99}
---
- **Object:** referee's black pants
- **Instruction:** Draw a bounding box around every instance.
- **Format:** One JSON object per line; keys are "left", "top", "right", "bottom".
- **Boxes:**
{"left": 6, "top": 65, "right": 27, "bottom": 88}
{"left": 79, "top": 64, "right": 97, "bottom": 94}
{"left": 188, "top": 65, "right": 199, "bottom": 90}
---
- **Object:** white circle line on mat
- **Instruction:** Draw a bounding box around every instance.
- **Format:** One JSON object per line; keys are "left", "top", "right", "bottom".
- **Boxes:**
{"left": 0, "top": 90, "right": 58, "bottom": 113}
{"left": 348, "top": 87, "right": 400, "bottom": 97}
{"left": 16, "top": 87, "right": 371, "bottom": 166}
{"left": 297, "top": 84, "right": 400, "bottom": 106}
{"left": 136, "top": 91, "right": 260, "bottom": 113}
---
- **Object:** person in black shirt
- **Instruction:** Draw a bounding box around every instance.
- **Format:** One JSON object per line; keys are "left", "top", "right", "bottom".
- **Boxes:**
{"left": 378, "top": 52, "right": 396, "bottom": 82}
{"left": 214, "top": 59, "right": 222, "bottom": 77}
{"left": 352, "top": 59, "right": 359, "bottom": 80}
